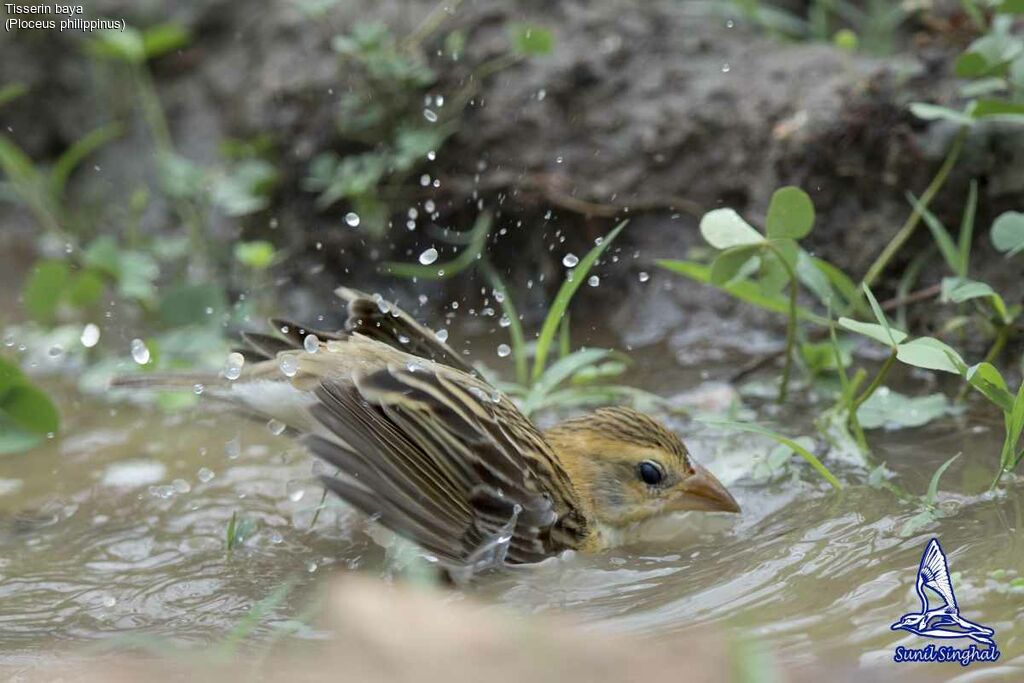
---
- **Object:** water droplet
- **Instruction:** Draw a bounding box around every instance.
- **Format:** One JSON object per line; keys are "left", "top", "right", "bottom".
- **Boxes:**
{"left": 588, "top": 275, "right": 600, "bottom": 287}
{"left": 80, "top": 323, "right": 100, "bottom": 348}
{"left": 225, "top": 436, "right": 241, "bottom": 459}
{"left": 423, "top": 108, "right": 438, "bottom": 122}
{"left": 638, "top": 271, "right": 650, "bottom": 282}
{"left": 427, "top": 150, "right": 436, "bottom": 161}
{"left": 424, "top": 199, "right": 435, "bottom": 213}
{"left": 726, "top": 19, "right": 735, "bottom": 28}
{"left": 172, "top": 478, "right": 191, "bottom": 494}
{"left": 306, "top": 560, "right": 319, "bottom": 573}
{"left": 537, "top": 88, "right": 546, "bottom": 101}
{"left": 345, "top": 212, "right": 360, "bottom": 227}
{"left": 435, "top": 329, "right": 449, "bottom": 343}
{"left": 130, "top": 339, "right": 150, "bottom": 365}
{"left": 499, "top": 315, "right": 511, "bottom": 328}
{"left": 2, "top": 334, "right": 14, "bottom": 348}
{"left": 562, "top": 253, "right": 579, "bottom": 268}
{"left": 224, "top": 352, "right": 245, "bottom": 380}
{"left": 420, "top": 174, "right": 431, "bottom": 186}
{"left": 193, "top": 383, "right": 204, "bottom": 395}
{"left": 279, "top": 355, "right": 299, "bottom": 377}
{"left": 497, "top": 343, "right": 511, "bottom": 358}
{"left": 101, "top": 595, "right": 117, "bottom": 608}
{"left": 289, "top": 488, "right": 305, "bottom": 502}
{"left": 303, "top": 334, "right": 319, "bottom": 353}
{"left": 419, "top": 247, "right": 439, "bottom": 265}
{"left": 197, "top": 467, "right": 215, "bottom": 483}
{"left": 267, "top": 419, "right": 286, "bottom": 436}
{"left": 721, "top": 63, "right": 731, "bottom": 73}
{"left": 48, "top": 344, "right": 64, "bottom": 358}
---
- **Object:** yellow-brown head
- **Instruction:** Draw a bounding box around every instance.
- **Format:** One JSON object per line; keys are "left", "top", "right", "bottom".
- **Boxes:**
{"left": 545, "top": 407, "right": 739, "bottom": 540}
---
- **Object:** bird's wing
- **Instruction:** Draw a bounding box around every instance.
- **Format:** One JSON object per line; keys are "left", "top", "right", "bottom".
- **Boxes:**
{"left": 305, "top": 361, "right": 588, "bottom": 566}
{"left": 919, "top": 539, "right": 957, "bottom": 611}
{"left": 335, "top": 287, "right": 480, "bottom": 378}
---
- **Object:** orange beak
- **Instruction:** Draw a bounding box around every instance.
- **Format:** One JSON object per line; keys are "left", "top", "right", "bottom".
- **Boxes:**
{"left": 669, "top": 464, "right": 741, "bottom": 513}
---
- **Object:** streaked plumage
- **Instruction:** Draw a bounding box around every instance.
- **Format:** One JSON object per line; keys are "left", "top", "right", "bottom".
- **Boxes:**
{"left": 113, "top": 287, "right": 739, "bottom": 566}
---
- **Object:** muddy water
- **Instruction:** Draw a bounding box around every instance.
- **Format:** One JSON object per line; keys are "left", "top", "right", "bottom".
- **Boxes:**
{"left": 0, "top": 343, "right": 1021, "bottom": 681}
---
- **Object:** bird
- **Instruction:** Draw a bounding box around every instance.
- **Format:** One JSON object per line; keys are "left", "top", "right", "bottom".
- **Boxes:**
{"left": 890, "top": 538, "right": 995, "bottom": 645}
{"left": 113, "top": 287, "right": 740, "bottom": 569}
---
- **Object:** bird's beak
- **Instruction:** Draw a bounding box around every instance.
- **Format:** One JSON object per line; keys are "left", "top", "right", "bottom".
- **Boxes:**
{"left": 669, "top": 464, "right": 741, "bottom": 513}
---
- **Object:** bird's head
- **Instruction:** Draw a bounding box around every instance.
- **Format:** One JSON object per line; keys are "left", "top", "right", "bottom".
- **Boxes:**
{"left": 891, "top": 614, "right": 925, "bottom": 631}
{"left": 545, "top": 407, "right": 740, "bottom": 531}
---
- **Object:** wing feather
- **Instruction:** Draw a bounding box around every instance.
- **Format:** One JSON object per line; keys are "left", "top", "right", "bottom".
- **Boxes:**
{"left": 920, "top": 539, "right": 957, "bottom": 609}
{"left": 306, "top": 363, "right": 586, "bottom": 565}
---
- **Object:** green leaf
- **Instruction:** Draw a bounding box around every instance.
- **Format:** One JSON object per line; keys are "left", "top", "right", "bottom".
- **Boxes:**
{"left": 698, "top": 419, "right": 842, "bottom": 489}
{"left": 765, "top": 186, "right": 814, "bottom": 239}
{"left": 532, "top": 221, "right": 626, "bottom": 380}
{"left": 810, "top": 257, "right": 865, "bottom": 314}
{"left": 758, "top": 249, "right": 790, "bottom": 296}
{"left": 23, "top": 260, "right": 70, "bottom": 322}
{"left": 940, "top": 276, "right": 995, "bottom": 303}
{"left": 965, "top": 362, "right": 1015, "bottom": 412}
{"left": 907, "top": 192, "right": 960, "bottom": 275}
{"left": 656, "top": 260, "right": 829, "bottom": 326}
{"left": 0, "top": 82, "right": 28, "bottom": 108}
{"left": 908, "top": 103, "right": 975, "bottom": 126}
{"left": 710, "top": 245, "right": 759, "bottom": 285}
{"left": 88, "top": 28, "right": 146, "bottom": 64}
{"left": 795, "top": 251, "right": 835, "bottom": 307}
{"left": 955, "top": 33, "right": 1024, "bottom": 78}
{"left": 234, "top": 240, "right": 276, "bottom": 270}
{"left": 998, "top": 0, "right": 1024, "bottom": 13}
{"left": 857, "top": 389, "right": 949, "bottom": 430}
{"left": 838, "top": 317, "right": 908, "bottom": 347}
{"left": 862, "top": 283, "right": 900, "bottom": 345}
{"left": 972, "top": 99, "right": 1024, "bottom": 120}
{"left": 508, "top": 24, "right": 554, "bottom": 56}
{"left": 1, "top": 384, "right": 60, "bottom": 435}
{"left": 896, "top": 337, "right": 964, "bottom": 375}
{"left": 926, "top": 454, "right": 960, "bottom": 506}
{"left": 801, "top": 340, "right": 850, "bottom": 375}
{"left": 118, "top": 252, "right": 160, "bottom": 303}
{"left": 67, "top": 269, "right": 106, "bottom": 309}
{"left": 991, "top": 211, "right": 1024, "bottom": 257}
{"left": 141, "top": 23, "right": 189, "bottom": 59}
{"left": 83, "top": 236, "right": 121, "bottom": 277}
{"left": 0, "top": 356, "right": 25, "bottom": 389}
{"left": 699, "top": 209, "right": 764, "bottom": 249}
{"left": 158, "top": 283, "right": 227, "bottom": 327}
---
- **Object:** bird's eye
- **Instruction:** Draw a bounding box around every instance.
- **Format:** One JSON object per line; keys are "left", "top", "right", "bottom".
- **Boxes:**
{"left": 637, "top": 460, "right": 664, "bottom": 486}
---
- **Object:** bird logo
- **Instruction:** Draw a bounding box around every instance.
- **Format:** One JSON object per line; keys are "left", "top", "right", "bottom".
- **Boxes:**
{"left": 890, "top": 538, "right": 996, "bottom": 646}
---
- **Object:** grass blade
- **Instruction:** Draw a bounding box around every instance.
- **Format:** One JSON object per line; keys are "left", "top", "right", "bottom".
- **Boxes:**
{"left": 532, "top": 220, "right": 626, "bottom": 380}
{"left": 925, "top": 453, "right": 959, "bottom": 506}
{"left": 958, "top": 180, "right": 978, "bottom": 277}
{"left": 656, "top": 259, "right": 828, "bottom": 326}
{"left": 481, "top": 262, "right": 528, "bottom": 386}
{"left": 907, "top": 192, "right": 960, "bottom": 276}
{"left": 381, "top": 212, "right": 491, "bottom": 280}
{"left": 700, "top": 418, "right": 842, "bottom": 489}
{"left": 50, "top": 122, "right": 123, "bottom": 198}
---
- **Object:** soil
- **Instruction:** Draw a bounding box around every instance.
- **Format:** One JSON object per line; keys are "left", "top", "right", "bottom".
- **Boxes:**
{"left": 1, "top": 0, "right": 1022, "bottom": 337}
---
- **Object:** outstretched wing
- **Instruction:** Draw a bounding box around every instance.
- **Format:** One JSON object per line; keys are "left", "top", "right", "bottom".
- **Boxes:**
{"left": 305, "top": 362, "right": 588, "bottom": 566}
{"left": 336, "top": 287, "right": 479, "bottom": 377}
{"left": 919, "top": 539, "right": 957, "bottom": 611}
{"left": 234, "top": 288, "right": 478, "bottom": 378}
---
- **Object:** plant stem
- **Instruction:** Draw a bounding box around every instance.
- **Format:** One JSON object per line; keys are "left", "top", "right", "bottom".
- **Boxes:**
{"left": 852, "top": 349, "right": 897, "bottom": 415}
{"left": 957, "top": 325, "right": 1010, "bottom": 403}
{"left": 862, "top": 126, "right": 969, "bottom": 288}
{"left": 767, "top": 242, "right": 800, "bottom": 403}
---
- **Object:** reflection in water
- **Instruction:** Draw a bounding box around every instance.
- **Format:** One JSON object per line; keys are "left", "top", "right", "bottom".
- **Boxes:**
{"left": 0, "top": 369, "right": 1020, "bottom": 679}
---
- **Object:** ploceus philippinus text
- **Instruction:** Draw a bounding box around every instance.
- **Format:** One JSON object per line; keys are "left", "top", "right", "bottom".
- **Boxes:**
{"left": 114, "top": 288, "right": 739, "bottom": 566}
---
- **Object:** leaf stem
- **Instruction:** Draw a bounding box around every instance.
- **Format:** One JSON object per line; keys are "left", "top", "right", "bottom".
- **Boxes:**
{"left": 862, "top": 126, "right": 968, "bottom": 288}
{"left": 766, "top": 242, "right": 799, "bottom": 403}
{"left": 851, "top": 350, "right": 897, "bottom": 415}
